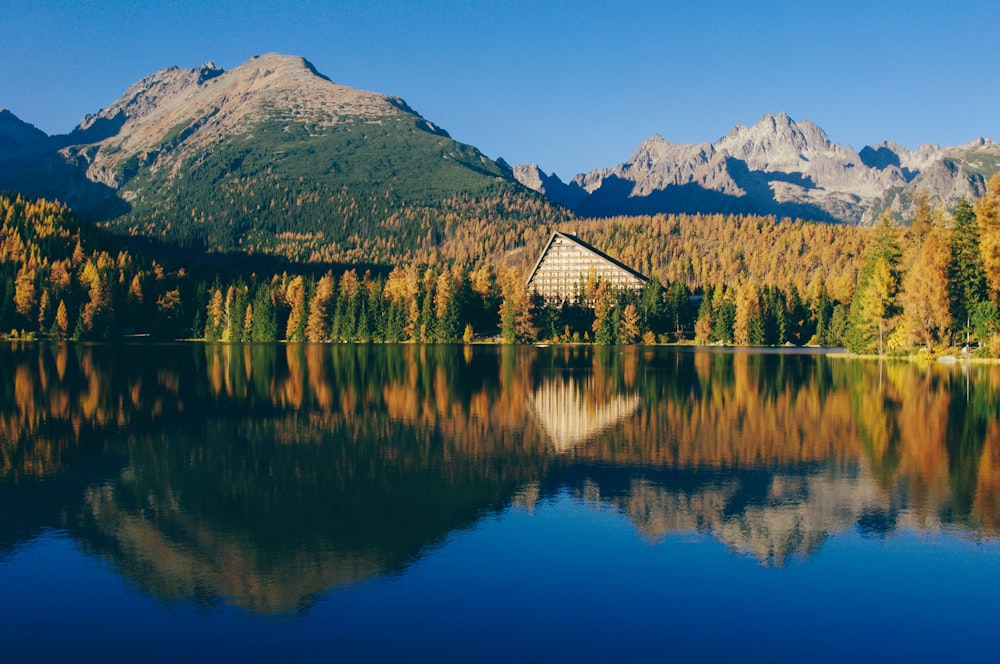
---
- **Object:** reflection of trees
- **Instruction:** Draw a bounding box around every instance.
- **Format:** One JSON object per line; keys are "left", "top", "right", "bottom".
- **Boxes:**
{"left": 77, "top": 420, "right": 535, "bottom": 614}
{"left": 3, "top": 344, "right": 1000, "bottom": 606}
{"left": 846, "top": 360, "right": 1000, "bottom": 532}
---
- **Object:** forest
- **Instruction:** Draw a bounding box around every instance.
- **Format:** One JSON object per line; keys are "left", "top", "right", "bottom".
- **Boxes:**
{"left": 2, "top": 172, "right": 1000, "bottom": 355}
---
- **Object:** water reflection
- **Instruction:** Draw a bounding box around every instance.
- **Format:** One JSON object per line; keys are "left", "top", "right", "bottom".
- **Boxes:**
{"left": 2, "top": 343, "right": 999, "bottom": 611}
{"left": 530, "top": 373, "right": 641, "bottom": 451}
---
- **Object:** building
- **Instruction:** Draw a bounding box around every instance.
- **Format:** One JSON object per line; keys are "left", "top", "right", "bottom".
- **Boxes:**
{"left": 526, "top": 230, "right": 648, "bottom": 302}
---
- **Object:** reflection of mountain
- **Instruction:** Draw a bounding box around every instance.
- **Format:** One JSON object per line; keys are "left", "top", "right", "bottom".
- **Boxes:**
{"left": 76, "top": 420, "right": 529, "bottom": 614}
{"left": 530, "top": 375, "right": 641, "bottom": 451}
{"left": 561, "top": 468, "right": 894, "bottom": 566}
{"left": 3, "top": 344, "right": 1000, "bottom": 608}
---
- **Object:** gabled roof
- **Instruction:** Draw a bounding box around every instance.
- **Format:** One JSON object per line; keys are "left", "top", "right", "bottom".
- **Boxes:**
{"left": 526, "top": 230, "right": 649, "bottom": 286}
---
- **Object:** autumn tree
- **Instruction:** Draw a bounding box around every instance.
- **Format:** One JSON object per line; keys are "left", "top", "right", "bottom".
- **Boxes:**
{"left": 618, "top": 303, "right": 641, "bottom": 344}
{"left": 306, "top": 272, "right": 335, "bottom": 342}
{"left": 53, "top": 299, "right": 69, "bottom": 340}
{"left": 733, "top": 281, "right": 762, "bottom": 346}
{"left": 156, "top": 289, "right": 184, "bottom": 339}
{"left": 284, "top": 276, "right": 307, "bottom": 342}
{"left": 499, "top": 268, "right": 536, "bottom": 343}
{"left": 899, "top": 219, "right": 952, "bottom": 350}
{"left": 847, "top": 212, "right": 902, "bottom": 354}
{"left": 13, "top": 263, "right": 37, "bottom": 322}
{"left": 977, "top": 173, "right": 1000, "bottom": 301}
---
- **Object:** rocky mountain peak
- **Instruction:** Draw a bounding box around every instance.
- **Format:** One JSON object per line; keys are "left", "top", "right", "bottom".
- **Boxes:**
{"left": 64, "top": 53, "right": 419, "bottom": 189}
{"left": 196, "top": 61, "right": 224, "bottom": 84}
{"left": 716, "top": 112, "right": 833, "bottom": 171}
{"left": 515, "top": 111, "right": 999, "bottom": 225}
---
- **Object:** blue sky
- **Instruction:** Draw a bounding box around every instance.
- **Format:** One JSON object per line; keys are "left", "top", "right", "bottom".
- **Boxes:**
{"left": 3, "top": 0, "right": 998, "bottom": 179}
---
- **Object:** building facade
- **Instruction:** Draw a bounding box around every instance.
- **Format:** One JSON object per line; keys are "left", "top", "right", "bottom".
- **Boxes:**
{"left": 526, "top": 231, "right": 648, "bottom": 302}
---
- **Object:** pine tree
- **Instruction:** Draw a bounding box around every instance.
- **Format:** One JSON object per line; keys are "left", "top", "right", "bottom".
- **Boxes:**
{"left": 948, "top": 199, "right": 988, "bottom": 341}
{"left": 250, "top": 285, "right": 278, "bottom": 342}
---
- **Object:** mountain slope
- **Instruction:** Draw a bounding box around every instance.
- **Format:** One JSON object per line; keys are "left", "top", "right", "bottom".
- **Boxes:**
{"left": 517, "top": 112, "right": 1000, "bottom": 224}
{"left": 2, "top": 54, "right": 568, "bottom": 264}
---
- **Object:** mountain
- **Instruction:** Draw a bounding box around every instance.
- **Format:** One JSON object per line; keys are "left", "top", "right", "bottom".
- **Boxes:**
{"left": 0, "top": 109, "right": 126, "bottom": 219}
{"left": 0, "top": 54, "right": 567, "bottom": 264}
{"left": 516, "top": 112, "right": 1000, "bottom": 224}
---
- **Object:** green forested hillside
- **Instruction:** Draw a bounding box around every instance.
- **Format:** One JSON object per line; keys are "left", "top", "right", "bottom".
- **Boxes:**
{"left": 102, "top": 116, "right": 571, "bottom": 264}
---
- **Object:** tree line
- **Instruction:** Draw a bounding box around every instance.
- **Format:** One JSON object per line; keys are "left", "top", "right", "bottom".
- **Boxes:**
{"left": 3, "top": 174, "right": 1000, "bottom": 355}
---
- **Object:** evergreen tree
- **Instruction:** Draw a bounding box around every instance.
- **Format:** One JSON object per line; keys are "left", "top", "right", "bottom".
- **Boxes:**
{"left": 949, "top": 199, "right": 988, "bottom": 341}
{"left": 638, "top": 277, "right": 665, "bottom": 336}
{"left": 666, "top": 281, "right": 693, "bottom": 341}
{"left": 250, "top": 285, "right": 278, "bottom": 342}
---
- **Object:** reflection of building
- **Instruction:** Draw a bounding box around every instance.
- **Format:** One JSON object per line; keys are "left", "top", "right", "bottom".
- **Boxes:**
{"left": 526, "top": 231, "right": 648, "bottom": 302}
{"left": 530, "top": 375, "right": 641, "bottom": 451}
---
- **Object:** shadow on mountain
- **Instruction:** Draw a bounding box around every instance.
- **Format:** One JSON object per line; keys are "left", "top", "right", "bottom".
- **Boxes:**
{"left": 111, "top": 233, "right": 394, "bottom": 280}
{"left": 859, "top": 145, "right": 916, "bottom": 181}
{"left": 0, "top": 146, "right": 129, "bottom": 221}
{"left": 575, "top": 166, "right": 838, "bottom": 222}
{"left": 58, "top": 111, "right": 127, "bottom": 147}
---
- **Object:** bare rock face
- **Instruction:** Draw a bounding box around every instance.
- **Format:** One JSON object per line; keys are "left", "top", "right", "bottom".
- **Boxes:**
{"left": 512, "top": 163, "right": 587, "bottom": 210}
{"left": 515, "top": 112, "right": 1000, "bottom": 224}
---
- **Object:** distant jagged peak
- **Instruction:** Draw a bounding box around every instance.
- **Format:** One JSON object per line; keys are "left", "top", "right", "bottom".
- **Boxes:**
{"left": 512, "top": 163, "right": 570, "bottom": 190}
{"left": 954, "top": 136, "right": 998, "bottom": 151}
{"left": 623, "top": 134, "right": 716, "bottom": 174}
{"left": 715, "top": 112, "right": 837, "bottom": 171}
{"left": 510, "top": 163, "right": 586, "bottom": 209}
{"left": 512, "top": 163, "right": 548, "bottom": 191}
{"left": 720, "top": 112, "right": 831, "bottom": 151}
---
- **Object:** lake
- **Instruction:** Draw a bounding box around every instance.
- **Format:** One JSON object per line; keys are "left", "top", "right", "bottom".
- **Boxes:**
{"left": 2, "top": 343, "right": 1000, "bottom": 662}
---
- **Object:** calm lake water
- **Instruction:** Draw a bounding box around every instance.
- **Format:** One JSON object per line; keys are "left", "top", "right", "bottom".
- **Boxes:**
{"left": 2, "top": 343, "right": 1000, "bottom": 662}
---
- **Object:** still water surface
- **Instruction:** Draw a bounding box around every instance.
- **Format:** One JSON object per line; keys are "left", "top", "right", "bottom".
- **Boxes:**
{"left": 2, "top": 343, "right": 1000, "bottom": 661}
